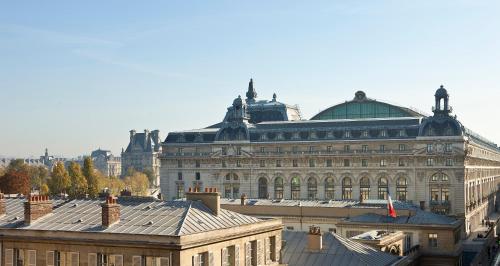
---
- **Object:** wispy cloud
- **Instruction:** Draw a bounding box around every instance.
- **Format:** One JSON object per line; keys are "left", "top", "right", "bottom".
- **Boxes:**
{"left": 73, "top": 49, "right": 187, "bottom": 78}
{"left": 0, "top": 24, "right": 122, "bottom": 47}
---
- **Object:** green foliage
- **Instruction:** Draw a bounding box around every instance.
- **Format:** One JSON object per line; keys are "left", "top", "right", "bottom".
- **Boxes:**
{"left": 83, "top": 157, "right": 99, "bottom": 198}
{"left": 30, "top": 165, "right": 49, "bottom": 191}
{"left": 48, "top": 162, "right": 71, "bottom": 195}
{"left": 68, "top": 162, "right": 88, "bottom": 198}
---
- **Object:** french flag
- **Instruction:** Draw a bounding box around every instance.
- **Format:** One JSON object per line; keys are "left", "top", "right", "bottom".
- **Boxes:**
{"left": 387, "top": 194, "right": 397, "bottom": 218}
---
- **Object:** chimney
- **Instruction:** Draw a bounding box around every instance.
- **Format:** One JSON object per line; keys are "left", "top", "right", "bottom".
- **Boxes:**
{"left": 102, "top": 196, "right": 120, "bottom": 227}
{"left": 0, "top": 193, "right": 6, "bottom": 216}
{"left": 129, "top": 129, "right": 136, "bottom": 142}
{"left": 308, "top": 226, "right": 323, "bottom": 251}
{"left": 186, "top": 187, "right": 220, "bottom": 215}
{"left": 24, "top": 195, "right": 52, "bottom": 225}
{"left": 144, "top": 129, "right": 150, "bottom": 144}
{"left": 241, "top": 193, "right": 247, "bottom": 206}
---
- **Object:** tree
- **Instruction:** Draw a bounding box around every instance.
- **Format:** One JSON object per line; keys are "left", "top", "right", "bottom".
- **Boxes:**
{"left": 0, "top": 167, "right": 5, "bottom": 177}
{"left": 68, "top": 162, "right": 88, "bottom": 198}
{"left": 143, "top": 169, "right": 156, "bottom": 187}
{"left": 30, "top": 166, "right": 49, "bottom": 191}
{"left": 40, "top": 184, "right": 49, "bottom": 195}
{"left": 7, "top": 159, "right": 30, "bottom": 173}
{"left": 0, "top": 169, "right": 30, "bottom": 195}
{"left": 124, "top": 171, "right": 149, "bottom": 196}
{"left": 83, "top": 157, "right": 99, "bottom": 198}
{"left": 48, "top": 162, "right": 71, "bottom": 195}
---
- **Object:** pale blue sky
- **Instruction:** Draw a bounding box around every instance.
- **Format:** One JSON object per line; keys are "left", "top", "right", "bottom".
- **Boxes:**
{"left": 1, "top": 1, "right": 499, "bottom": 158}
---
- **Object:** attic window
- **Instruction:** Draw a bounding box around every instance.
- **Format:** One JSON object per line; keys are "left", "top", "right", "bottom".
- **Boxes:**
{"left": 72, "top": 203, "right": 78, "bottom": 207}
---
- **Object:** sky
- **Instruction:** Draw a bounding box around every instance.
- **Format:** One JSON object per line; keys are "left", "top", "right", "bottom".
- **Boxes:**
{"left": 1, "top": 1, "right": 499, "bottom": 158}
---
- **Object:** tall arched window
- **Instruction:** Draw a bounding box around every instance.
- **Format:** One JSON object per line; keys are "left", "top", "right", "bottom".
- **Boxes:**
{"left": 291, "top": 176, "right": 301, "bottom": 200}
{"left": 378, "top": 177, "right": 389, "bottom": 200}
{"left": 342, "top": 177, "right": 352, "bottom": 200}
{"left": 325, "top": 177, "right": 335, "bottom": 200}
{"left": 224, "top": 173, "right": 239, "bottom": 199}
{"left": 360, "top": 177, "right": 370, "bottom": 200}
{"left": 258, "top": 177, "right": 268, "bottom": 199}
{"left": 396, "top": 177, "right": 407, "bottom": 201}
{"left": 307, "top": 177, "right": 317, "bottom": 200}
{"left": 274, "top": 177, "right": 283, "bottom": 199}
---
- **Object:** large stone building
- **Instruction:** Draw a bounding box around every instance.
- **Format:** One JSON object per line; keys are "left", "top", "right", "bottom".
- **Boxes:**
{"left": 0, "top": 191, "right": 283, "bottom": 266}
{"left": 160, "top": 80, "right": 500, "bottom": 237}
{"left": 122, "top": 129, "right": 162, "bottom": 185}
{"left": 90, "top": 149, "right": 122, "bottom": 177}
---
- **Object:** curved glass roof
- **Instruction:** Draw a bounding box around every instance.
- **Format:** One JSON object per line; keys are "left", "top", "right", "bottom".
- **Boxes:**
{"left": 311, "top": 91, "right": 424, "bottom": 120}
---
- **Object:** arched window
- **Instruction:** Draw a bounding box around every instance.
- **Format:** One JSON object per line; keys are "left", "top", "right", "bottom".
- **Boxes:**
{"left": 360, "top": 177, "right": 370, "bottom": 200}
{"left": 325, "top": 177, "right": 335, "bottom": 200}
{"left": 274, "top": 177, "right": 284, "bottom": 200}
{"left": 258, "top": 178, "right": 268, "bottom": 199}
{"left": 307, "top": 177, "right": 317, "bottom": 200}
{"left": 396, "top": 177, "right": 407, "bottom": 201}
{"left": 342, "top": 177, "right": 352, "bottom": 200}
{"left": 378, "top": 177, "right": 389, "bottom": 200}
{"left": 291, "top": 176, "right": 301, "bottom": 200}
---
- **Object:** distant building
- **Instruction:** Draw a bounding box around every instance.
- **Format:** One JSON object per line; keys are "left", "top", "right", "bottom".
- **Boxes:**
{"left": 91, "top": 149, "right": 121, "bottom": 177}
{"left": 121, "top": 129, "right": 161, "bottom": 185}
{"left": 40, "top": 148, "right": 70, "bottom": 169}
{"left": 0, "top": 190, "right": 283, "bottom": 266}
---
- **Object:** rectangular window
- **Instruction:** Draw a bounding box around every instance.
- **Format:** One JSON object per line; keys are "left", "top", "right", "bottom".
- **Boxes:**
{"left": 259, "top": 160, "right": 265, "bottom": 167}
{"left": 177, "top": 172, "right": 183, "bottom": 181}
{"left": 428, "top": 233, "right": 438, "bottom": 248}
{"left": 276, "top": 160, "right": 281, "bottom": 167}
{"left": 345, "top": 131, "right": 351, "bottom": 138}
{"left": 222, "top": 147, "right": 227, "bottom": 155}
{"left": 362, "top": 131, "right": 368, "bottom": 137}
{"left": 445, "top": 143, "right": 452, "bottom": 152}
{"left": 399, "top": 144, "right": 406, "bottom": 151}
{"left": 195, "top": 172, "right": 201, "bottom": 180}
{"left": 380, "top": 159, "right": 387, "bottom": 167}
{"left": 177, "top": 160, "right": 183, "bottom": 168}
{"left": 260, "top": 147, "right": 265, "bottom": 153}
{"left": 427, "top": 158, "right": 434, "bottom": 166}
{"left": 344, "top": 159, "right": 350, "bottom": 167}
{"left": 292, "top": 146, "right": 298, "bottom": 153}
{"left": 431, "top": 188, "right": 440, "bottom": 201}
{"left": 309, "top": 159, "right": 315, "bottom": 167}
{"left": 176, "top": 183, "right": 185, "bottom": 199}
{"left": 379, "top": 145, "right": 385, "bottom": 152}
{"left": 380, "top": 130, "right": 387, "bottom": 137}
{"left": 362, "top": 145, "right": 368, "bottom": 153}
{"left": 326, "top": 159, "right": 333, "bottom": 167}
{"left": 446, "top": 158, "right": 454, "bottom": 166}
{"left": 326, "top": 146, "right": 332, "bottom": 152}
{"left": 292, "top": 160, "right": 298, "bottom": 167}
{"left": 398, "top": 159, "right": 405, "bottom": 167}
{"left": 177, "top": 147, "right": 183, "bottom": 154}
{"left": 236, "top": 160, "right": 242, "bottom": 167}
{"left": 222, "top": 246, "right": 236, "bottom": 266}
{"left": 427, "top": 144, "right": 433, "bottom": 153}
{"left": 442, "top": 188, "right": 450, "bottom": 202}
{"left": 399, "top": 129, "right": 405, "bottom": 137}
{"left": 237, "top": 147, "right": 242, "bottom": 155}
{"left": 222, "top": 160, "right": 227, "bottom": 168}
{"left": 276, "top": 147, "right": 281, "bottom": 153}
{"left": 309, "top": 146, "right": 315, "bottom": 152}
{"left": 361, "top": 159, "right": 368, "bottom": 167}
{"left": 195, "top": 160, "right": 200, "bottom": 168}
{"left": 344, "top": 145, "right": 350, "bottom": 152}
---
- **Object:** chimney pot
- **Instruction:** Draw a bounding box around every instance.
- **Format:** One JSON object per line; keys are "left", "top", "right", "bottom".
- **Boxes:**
{"left": 102, "top": 196, "right": 120, "bottom": 227}
{"left": 241, "top": 193, "right": 247, "bottom": 206}
{"left": 308, "top": 226, "right": 323, "bottom": 251}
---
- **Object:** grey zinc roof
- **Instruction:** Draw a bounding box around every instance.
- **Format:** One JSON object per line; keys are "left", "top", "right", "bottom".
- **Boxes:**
{"left": 0, "top": 198, "right": 262, "bottom": 236}
{"left": 345, "top": 210, "right": 458, "bottom": 226}
{"left": 282, "top": 231, "right": 400, "bottom": 266}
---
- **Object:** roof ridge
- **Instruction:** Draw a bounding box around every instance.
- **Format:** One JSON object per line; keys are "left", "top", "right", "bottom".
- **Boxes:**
{"left": 175, "top": 201, "right": 192, "bottom": 235}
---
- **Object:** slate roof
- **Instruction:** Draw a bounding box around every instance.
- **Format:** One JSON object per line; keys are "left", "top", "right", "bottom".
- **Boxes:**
{"left": 0, "top": 198, "right": 262, "bottom": 236}
{"left": 344, "top": 210, "right": 459, "bottom": 226}
{"left": 282, "top": 231, "right": 401, "bottom": 266}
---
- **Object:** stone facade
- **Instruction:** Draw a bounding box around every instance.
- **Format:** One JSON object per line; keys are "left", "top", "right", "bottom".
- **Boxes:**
{"left": 160, "top": 81, "right": 500, "bottom": 238}
{"left": 91, "top": 149, "right": 121, "bottom": 177}
{"left": 122, "top": 129, "right": 161, "bottom": 186}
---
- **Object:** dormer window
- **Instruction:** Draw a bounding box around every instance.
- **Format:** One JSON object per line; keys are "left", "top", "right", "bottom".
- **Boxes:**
{"left": 380, "top": 130, "right": 387, "bottom": 137}
{"left": 345, "top": 131, "right": 351, "bottom": 138}
{"left": 362, "top": 131, "right": 369, "bottom": 138}
{"left": 398, "top": 129, "right": 406, "bottom": 137}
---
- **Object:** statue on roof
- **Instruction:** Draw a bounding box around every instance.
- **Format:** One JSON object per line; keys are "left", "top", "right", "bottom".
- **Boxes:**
{"left": 246, "top": 78, "right": 257, "bottom": 103}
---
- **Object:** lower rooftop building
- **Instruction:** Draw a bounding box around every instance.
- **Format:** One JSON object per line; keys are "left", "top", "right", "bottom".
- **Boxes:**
{"left": 0, "top": 192, "right": 282, "bottom": 266}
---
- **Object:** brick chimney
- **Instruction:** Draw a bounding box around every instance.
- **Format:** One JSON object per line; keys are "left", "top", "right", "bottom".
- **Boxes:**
{"left": 0, "top": 193, "right": 6, "bottom": 216}
{"left": 186, "top": 187, "right": 220, "bottom": 215}
{"left": 241, "top": 193, "right": 247, "bottom": 206}
{"left": 308, "top": 226, "right": 323, "bottom": 251}
{"left": 24, "top": 195, "right": 52, "bottom": 225}
{"left": 102, "top": 196, "right": 120, "bottom": 227}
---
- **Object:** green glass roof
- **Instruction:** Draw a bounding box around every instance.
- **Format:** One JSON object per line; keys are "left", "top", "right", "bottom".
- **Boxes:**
{"left": 311, "top": 91, "right": 423, "bottom": 120}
